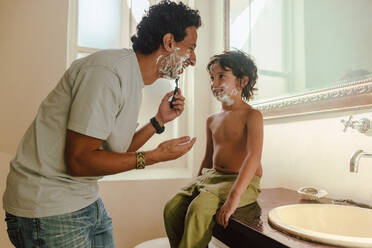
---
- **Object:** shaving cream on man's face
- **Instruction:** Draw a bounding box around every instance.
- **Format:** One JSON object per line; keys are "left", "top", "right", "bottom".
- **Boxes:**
{"left": 158, "top": 47, "right": 190, "bottom": 79}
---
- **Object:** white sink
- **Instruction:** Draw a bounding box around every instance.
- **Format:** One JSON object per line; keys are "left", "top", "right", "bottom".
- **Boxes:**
{"left": 268, "top": 204, "right": 372, "bottom": 247}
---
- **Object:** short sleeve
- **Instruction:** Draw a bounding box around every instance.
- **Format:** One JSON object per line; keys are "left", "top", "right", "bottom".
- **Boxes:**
{"left": 67, "top": 66, "right": 122, "bottom": 140}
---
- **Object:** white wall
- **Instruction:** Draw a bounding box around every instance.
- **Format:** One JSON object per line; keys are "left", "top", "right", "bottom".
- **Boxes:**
{"left": 0, "top": 0, "right": 69, "bottom": 155}
{"left": 261, "top": 108, "right": 372, "bottom": 205}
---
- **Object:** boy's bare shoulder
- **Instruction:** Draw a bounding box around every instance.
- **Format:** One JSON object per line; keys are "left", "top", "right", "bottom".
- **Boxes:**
{"left": 206, "top": 112, "right": 221, "bottom": 123}
{"left": 242, "top": 105, "right": 263, "bottom": 123}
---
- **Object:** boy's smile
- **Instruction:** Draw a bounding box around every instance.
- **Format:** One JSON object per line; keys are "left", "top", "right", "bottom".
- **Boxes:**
{"left": 212, "top": 86, "right": 225, "bottom": 97}
{"left": 209, "top": 62, "right": 240, "bottom": 104}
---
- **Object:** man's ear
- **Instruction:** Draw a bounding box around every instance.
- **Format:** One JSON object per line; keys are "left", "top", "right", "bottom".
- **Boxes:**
{"left": 162, "top": 33, "right": 175, "bottom": 52}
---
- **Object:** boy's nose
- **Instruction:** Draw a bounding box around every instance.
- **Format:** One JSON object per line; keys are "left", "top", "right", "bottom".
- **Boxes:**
{"left": 211, "top": 80, "right": 219, "bottom": 88}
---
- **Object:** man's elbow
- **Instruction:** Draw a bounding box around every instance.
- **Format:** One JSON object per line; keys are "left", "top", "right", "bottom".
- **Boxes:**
{"left": 65, "top": 155, "right": 85, "bottom": 177}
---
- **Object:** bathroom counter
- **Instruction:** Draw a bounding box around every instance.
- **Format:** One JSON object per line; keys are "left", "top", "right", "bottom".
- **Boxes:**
{"left": 212, "top": 188, "right": 338, "bottom": 248}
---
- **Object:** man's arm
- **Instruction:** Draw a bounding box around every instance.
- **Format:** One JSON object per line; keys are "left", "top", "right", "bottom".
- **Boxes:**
{"left": 65, "top": 85, "right": 191, "bottom": 177}
{"left": 126, "top": 119, "right": 161, "bottom": 152}
{"left": 197, "top": 116, "right": 214, "bottom": 176}
{"left": 65, "top": 130, "right": 196, "bottom": 177}
{"left": 216, "top": 109, "right": 263, "bottom": 228}
{"left": 127, "top": 90, "right": 185, "bottom": 152}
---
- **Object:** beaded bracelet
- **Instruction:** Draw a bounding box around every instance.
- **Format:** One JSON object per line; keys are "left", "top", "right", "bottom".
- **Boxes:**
{"left": 135, "top": 151, "right": 146, "bottom": 169}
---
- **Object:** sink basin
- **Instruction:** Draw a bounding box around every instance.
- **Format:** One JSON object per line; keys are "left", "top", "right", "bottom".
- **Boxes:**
{"left": 268, "top": 204, "right": 372, "bottom": 247}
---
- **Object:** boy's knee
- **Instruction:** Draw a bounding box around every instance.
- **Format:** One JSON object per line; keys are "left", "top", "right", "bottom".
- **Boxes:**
{"left": 163, "top": 199, "right": 173, "bottom": 218}
{"left": 164, "top": 194, "right": 185, "bottom": 218}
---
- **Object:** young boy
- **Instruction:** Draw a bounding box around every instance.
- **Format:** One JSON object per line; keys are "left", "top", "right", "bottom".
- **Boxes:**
{"left": 163, "top": 50, "right": 263, "bottom": 248}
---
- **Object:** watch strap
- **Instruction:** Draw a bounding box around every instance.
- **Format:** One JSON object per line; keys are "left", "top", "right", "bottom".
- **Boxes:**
{"left": 150, "top": 117, "right": 165, "bottom": 134}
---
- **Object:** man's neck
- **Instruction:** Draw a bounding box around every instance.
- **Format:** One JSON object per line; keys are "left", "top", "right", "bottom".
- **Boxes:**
{"left": 135, "top": 51, "right": 163, "bottom": 85}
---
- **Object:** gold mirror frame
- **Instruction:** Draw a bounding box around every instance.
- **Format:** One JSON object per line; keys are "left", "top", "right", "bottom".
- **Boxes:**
{"left": 224, "top": 0, "right": 372, "bottom": 119}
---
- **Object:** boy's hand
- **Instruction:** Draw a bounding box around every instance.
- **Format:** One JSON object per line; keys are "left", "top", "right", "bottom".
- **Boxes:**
{"left": 149, "top": 136, "right": 196, "bottom": 163}
{"left": 155, "top": 89, "right": 185, "bottom": 125}
{"left": 216, "top": 197, "right": 240, "bottom": 228}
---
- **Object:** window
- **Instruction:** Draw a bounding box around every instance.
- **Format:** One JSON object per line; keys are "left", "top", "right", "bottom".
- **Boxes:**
{"left": 67, "top": 0, "right": 195, "bottom": 180}
{"left": 68, "top": 0, "right": 150, "bottom": 63}
{"left": 229, "top": 0, "right": 292, "bottom": 100}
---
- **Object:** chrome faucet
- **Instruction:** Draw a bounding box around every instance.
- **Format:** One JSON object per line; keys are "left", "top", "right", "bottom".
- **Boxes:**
{"left": 350, "top": 150, "right": 372, "bottom": 172}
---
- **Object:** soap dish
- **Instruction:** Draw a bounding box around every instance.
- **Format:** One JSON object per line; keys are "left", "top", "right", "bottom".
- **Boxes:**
{"left": 297, "top": 186, "right": 328, "bottom": 200}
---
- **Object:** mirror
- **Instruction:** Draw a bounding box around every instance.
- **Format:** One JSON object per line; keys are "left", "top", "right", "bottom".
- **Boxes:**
{"left": 225, "top": 0, "right": 372, "bottom": 119}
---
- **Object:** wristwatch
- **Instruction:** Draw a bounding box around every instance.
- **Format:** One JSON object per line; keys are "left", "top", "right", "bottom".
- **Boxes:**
{"left": 150, "top": 117, "right": 165, "bottom": 134}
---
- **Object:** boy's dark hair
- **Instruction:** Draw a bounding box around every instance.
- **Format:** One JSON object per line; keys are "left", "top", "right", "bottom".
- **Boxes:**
{"left": 207, "top": 50, "right": 258, "bottom": 101}
{"left": 131, "top": 0, "right": 202, "bottom": 54}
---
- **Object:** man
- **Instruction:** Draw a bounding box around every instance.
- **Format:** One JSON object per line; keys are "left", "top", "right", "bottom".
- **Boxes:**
{"left": 3, "top": 1, "right": 201, "bottom": 247}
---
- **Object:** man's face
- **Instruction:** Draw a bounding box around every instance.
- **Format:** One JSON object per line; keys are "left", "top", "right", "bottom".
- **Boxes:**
{"left": 158, "top": 26, "right": 198, "bottom": 79}
{"left": 175, "top": 26, "right": 197, "bottom": 68}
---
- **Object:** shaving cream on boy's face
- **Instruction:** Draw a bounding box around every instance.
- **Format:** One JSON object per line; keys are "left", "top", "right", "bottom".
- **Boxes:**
{"left": 212, "top": 83, "right": 238, "bottom": 106}
{"left": 158, "top": 47, "right": 190, "bottom": 80}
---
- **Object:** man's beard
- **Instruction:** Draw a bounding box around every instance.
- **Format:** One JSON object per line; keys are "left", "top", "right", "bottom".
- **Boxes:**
{"left": 158, "top": 50, "right": 189, "bottom": 80}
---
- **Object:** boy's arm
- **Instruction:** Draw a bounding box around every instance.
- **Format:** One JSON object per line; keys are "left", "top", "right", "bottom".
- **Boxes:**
{"left": 216, "top": 109, "right": 263, "bottom": 228}
{"left": 197, "top": 116, "right": 214, "bottom": 176}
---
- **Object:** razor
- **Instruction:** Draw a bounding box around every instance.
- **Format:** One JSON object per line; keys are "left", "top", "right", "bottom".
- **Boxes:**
{"left": 170, "top": 77, "right": 180, "bottom": 108}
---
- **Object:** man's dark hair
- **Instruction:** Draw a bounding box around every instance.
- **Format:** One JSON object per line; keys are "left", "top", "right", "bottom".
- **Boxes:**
{"left": 131, "top": 0, "right": 201, "bottom": 54}
{"left": 207, "top": 50, "right": 258, "bottom": 101}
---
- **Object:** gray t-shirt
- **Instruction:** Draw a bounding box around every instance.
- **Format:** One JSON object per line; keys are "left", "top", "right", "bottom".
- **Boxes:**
{"left": 3, "top": 49, "right": 144, "bottom": 217}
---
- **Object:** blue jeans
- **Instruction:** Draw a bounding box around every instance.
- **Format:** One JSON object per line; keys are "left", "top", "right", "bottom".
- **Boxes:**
{"left": 5, "top": 198, "right": 115, "bottom": 248}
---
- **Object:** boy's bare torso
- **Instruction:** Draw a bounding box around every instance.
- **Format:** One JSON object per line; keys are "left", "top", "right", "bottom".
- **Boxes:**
{"left": 209, "top": 106, "right": 262, "bottom": 176}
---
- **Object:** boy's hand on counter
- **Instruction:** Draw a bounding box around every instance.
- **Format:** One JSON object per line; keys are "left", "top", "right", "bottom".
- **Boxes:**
{"left": 216, "top": 196, "right": 240, "bottom": 228}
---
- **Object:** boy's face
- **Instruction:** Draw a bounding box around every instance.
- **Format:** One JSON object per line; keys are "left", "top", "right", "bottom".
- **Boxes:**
{"left": 158, "top": 26, "right": 197, "bottom": 79}
{"left": 209, "top": 62, "right": 241, "bottom": 102}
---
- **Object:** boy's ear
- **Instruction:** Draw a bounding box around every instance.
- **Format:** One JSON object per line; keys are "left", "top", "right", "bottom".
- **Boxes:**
{"left": 240, "top": 76, "right": 249, "bottom": 88}
{"left": 162, "top": 33, "right": 175, "bottom": 52}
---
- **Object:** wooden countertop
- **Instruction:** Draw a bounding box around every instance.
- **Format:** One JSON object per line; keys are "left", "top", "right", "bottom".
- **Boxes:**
{"left": 213, "top": 188, "right": 339, "bottom": 248}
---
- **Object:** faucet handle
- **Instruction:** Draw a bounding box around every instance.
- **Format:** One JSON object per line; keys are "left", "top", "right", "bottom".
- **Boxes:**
{"left": 341, "top": 116, "right": 353, "bottom": 132}
{"left": 341, "top": 116, "right": 371, "bottom": 133}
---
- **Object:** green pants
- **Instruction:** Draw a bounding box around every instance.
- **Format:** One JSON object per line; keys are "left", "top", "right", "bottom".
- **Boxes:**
{"left": 163, "top": 168, "right": 261, "bottom": 248}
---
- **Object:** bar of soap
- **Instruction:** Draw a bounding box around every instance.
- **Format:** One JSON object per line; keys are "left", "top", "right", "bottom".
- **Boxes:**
{"left": 301, "top": 187, "right": 318, "bottom": 195}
